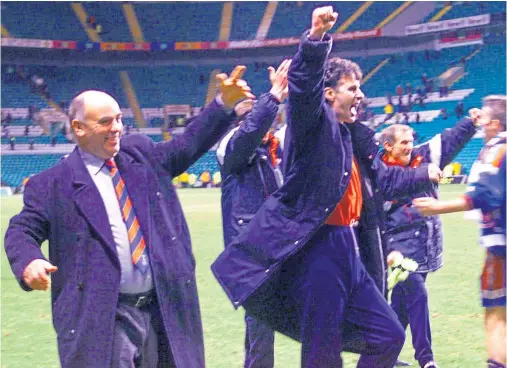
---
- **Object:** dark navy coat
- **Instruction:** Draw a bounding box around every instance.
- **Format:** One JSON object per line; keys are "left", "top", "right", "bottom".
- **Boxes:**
{"left": 216, "top": 93, "right": 282, "bottom": 248}
{"left": 212, "top": 31, "right": 432, "bottom": 308}
{"left": 4, "top": 99, "right": 235, "bottom": 368}
{"left": 381, "top": 118, "right": 477, "bottom": 272}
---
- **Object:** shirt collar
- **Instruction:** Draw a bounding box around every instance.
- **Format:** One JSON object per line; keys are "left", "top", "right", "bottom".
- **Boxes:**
{"left": 78, "top": 148, "right": 108, "bottom": 176}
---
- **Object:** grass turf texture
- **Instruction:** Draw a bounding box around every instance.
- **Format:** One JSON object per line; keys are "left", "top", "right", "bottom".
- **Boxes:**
{"left": 1, "top": 185, "right": 485, "bottom": 367}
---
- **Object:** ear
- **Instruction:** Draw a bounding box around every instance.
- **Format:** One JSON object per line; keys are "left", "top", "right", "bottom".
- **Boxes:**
{"left": 491, "top": 119, "right": 500, "bottom": 131}
{"left": 324, "top": 87, "right": 335, "bottom": 104}
{"left": 383, "top": 141, "right": 393, "bottom": 152}
{"left": 71, "top": 119, "right": 85, "bottom": 138}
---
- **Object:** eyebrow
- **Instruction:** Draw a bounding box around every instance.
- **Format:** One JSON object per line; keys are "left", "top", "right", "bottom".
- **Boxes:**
{"left": 98, "top": 113, "right": 122, "bottom": 124}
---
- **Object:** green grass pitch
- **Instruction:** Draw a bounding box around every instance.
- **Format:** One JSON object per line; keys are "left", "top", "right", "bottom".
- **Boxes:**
{"left": 1, "top": 185, "right": 486, "bottom": 367}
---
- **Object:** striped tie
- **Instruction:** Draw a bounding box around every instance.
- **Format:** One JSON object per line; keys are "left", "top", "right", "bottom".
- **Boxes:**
{"left": 105, "top": 159, "right": 149, "bottom": 274}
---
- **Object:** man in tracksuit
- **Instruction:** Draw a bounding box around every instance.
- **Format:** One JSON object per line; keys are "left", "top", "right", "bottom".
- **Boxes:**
{"left": 414, "top": 95, "right": 506, "bottom": 368}
{"left": 216, "top": 60, "right": 290, "bottom": 368}
{"left": 212, "top": 7, "right": 441, "bottom": 367}
{"left": 378, "top": 114, "right": 480, "bottom": 368}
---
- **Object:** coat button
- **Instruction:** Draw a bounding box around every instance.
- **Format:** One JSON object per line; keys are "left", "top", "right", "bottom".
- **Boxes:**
{"left": 294, "top": 240, "right": 299, "bottom": 245}
{"left": 156, "top": 192, "right": 162, "bottom": 198}
{"left": 325, "top": 208, "right": 329, "bottom": 213}
{"left": 77, "top": 283, "right": 84, "bottom": 291}
{"left": 344, "top": 172, "right": 349, "bottom": 176}
{"left": 375, "top": 142, "right": 380, "bottom": 146}
{"left": 415, "top": 231, "right": 420, "bottom": 236}
{"left": 171, "top": 236, "right": 177, "bottom": 241}
{"left": 265, "top": 268, "right": 270, "bottom": 273}
{"left": 185, "top": 279, "right": 191, "bottom": 286}
{"left": 70, "top": 329, "right": 75, "bottom": 334}
{"left": 389, "top": 238, "right": 394, "bottom": 242}
{"left": 234, "top": 301, "right": 240, "bottom": 306}
{"left": 238, "top": 219, "right": 244, "bottom": 225}
{"left": 381, "top": 230, "right": 386, "bottom": 235}
{"left": 368, "top": 155, "right": 373, "bottom": 160}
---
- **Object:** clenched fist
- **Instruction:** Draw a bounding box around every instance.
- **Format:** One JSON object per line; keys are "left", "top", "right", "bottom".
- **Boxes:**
{"left": 23, "top": 259, "right": 58, "bottom": 291}
{"left": 309, "top": 6, "right": 339, "bottom": 40}
{"left": 468, "top": 107, "right": 485, "bottom": 127}
{"left": 427, "top": 163, "right": 442, "bottom": 183}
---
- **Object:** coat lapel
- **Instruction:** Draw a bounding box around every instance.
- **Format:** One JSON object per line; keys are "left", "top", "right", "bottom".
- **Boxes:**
{"left": 114, "top": 152, "right": 152, "bottom": 251}
{"left": 68, "top": 149, "right": 118, "bottom": 260}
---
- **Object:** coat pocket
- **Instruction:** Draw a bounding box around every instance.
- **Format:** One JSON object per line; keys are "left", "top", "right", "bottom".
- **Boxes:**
{"left": 386, "top": 228, "right": 428, "bottom": 265}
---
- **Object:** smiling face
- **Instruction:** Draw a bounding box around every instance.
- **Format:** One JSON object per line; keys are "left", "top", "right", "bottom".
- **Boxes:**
{"left": 384, "top": 129, "right": 414, "bottom": 166}
{"left": 325, "top": 73, "right": 364, "bottom": 123}
{"left": 71, "top": 91, "right": 123, "bottom": 160}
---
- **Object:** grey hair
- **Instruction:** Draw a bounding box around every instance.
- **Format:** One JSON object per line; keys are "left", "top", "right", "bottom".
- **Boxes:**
{"left": 482, "top": 94, "right": 506, "bottom": 130}
{"left": 68, "top": 93, "right": 86, "bottom": 124}
{"left": 379, "top": 124, "right": 414, "bottom": 145}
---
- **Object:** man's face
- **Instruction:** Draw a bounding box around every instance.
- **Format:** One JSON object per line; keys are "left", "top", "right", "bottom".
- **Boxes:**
{"left": 385, "top": 130, "right": 414, "bottom": 166}
{"left": 326, "top": 74, "right": 364, "bottom": 123}
{"left": 481, "top": 105, "right": 501, "bottom": 142}
{"left": 74, "top": 96, "right": 123, "bottom": 159}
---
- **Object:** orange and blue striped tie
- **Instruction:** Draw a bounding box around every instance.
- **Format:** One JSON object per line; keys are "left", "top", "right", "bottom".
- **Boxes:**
{"left": 105, "top": 159, "right": 149, "bottom": 274}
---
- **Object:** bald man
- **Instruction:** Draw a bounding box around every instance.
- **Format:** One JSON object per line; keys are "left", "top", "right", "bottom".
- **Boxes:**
{"left": 4, "top": 67, "right": 254, "bottom": 368}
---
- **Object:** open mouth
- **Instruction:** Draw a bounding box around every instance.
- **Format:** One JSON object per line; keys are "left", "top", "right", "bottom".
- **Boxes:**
{"left": 350, "top": 105, "right": 358, "bottom": 117}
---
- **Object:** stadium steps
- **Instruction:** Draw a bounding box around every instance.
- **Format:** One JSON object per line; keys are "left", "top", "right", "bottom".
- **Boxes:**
{"left": 428, "top": 3, "right": 452, "bottom": 22}
{"left": 367, "top": 88, "right": 475, "bottom": 108}
{"left": 375, "top": 1, "right": 413, "bottom": 30}
{"left": 256, "top": 2, "right": 278, "bottom": 40}
{"left": 119, "top": 71, "right": 146, "bottom": 128}
{"left": 336, "top": 1, "right": 374, "bottom": 34}
{"left": 219, "top": 2, "right": 234, "bottom": 42}
{"left": 205, "top": 69, "right": 221, "bottom": 106}
{"left": 71, "top": 3, "right": 102, "bottom": 42}
{"left": 362, "top": 58, "right": 391, "bottom": 85}
{"left": 122, "top": 3, "right": 145, "bottom": 43}
{"left": 363, "top": 109, "right": 442, "bottom": 126}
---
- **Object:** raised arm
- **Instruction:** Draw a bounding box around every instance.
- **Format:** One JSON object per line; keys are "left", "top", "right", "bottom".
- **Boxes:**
{"left": 287, "top": 7, "right": 336, "bottom": 151}
{"left": 347, "top": 121, "right": 438, "bottom": 199}
{"left": 155, "top": 66, "right": 256, "bottom": 177}
{"left": 413, "top": 110, "right": 480, "bottom": 169}
{"left": 217, "top": 60, "right": 290, "bottom": 175}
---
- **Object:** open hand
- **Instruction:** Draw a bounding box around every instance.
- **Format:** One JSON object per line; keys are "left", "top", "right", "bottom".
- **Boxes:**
{"left": 268, "top": 59, "right": 292, "bottom": 103}
{"left": 412, "top": 197, "right": 441, "bottom": 216}
{"left": 309, "top": 6, "right": 339, "bottom": 40}
{"left": 217, "top": 65, "right": 256, "bottom": 109}
{"left": 23, "top": 259, "right": 58, "bottom": 291}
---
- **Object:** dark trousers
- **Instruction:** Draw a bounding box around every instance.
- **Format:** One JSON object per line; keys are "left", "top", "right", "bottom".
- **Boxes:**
{"left": 111, "top": 299, "right": 174, "bottom": 368}
{"left": 244, "top": 225, "right": 405, "bottom": 368}
{"left": 390, "top": 273, "right": 434, "bottom": 367}
{"left": 244, "top": 313, "right": 275, "bottom": 368}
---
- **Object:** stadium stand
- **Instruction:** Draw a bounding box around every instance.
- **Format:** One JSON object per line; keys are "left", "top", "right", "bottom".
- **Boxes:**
{"left": 1, "top": 1, "right": 505, "bottom": 188}
{"left": 421, "top": 1, "right": 506, "bottom": 23}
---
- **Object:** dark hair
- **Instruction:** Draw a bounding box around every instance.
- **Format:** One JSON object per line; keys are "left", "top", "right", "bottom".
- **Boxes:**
{"left": 324, "top": 57, "right": 363, "bottom": 89}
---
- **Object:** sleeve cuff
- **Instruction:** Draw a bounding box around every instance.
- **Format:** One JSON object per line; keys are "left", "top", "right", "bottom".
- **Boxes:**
{"left": 301, "top": 30, "right": 333, "bottom": 61}
{"left": 215, "top": 94, "right": 234, "bottom": 114}
{"left": 463, "top": 194, "right": 475, "bottom": 210}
